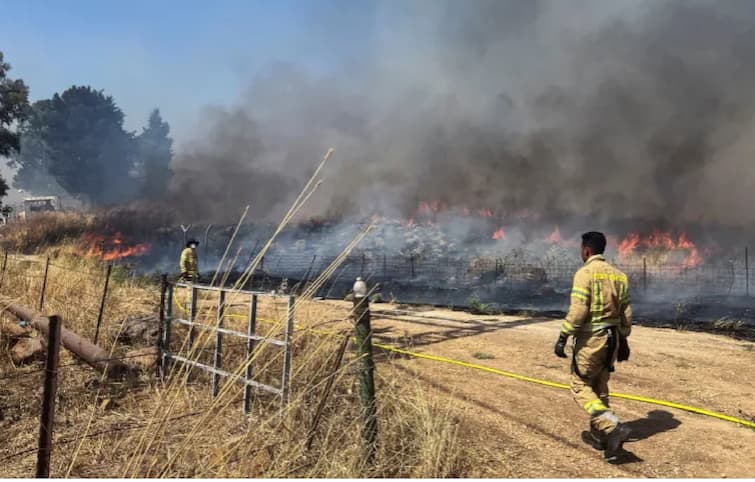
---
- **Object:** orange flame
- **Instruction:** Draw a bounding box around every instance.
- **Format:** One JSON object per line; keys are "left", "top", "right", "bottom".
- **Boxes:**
{"left": 492, "top": 227, "right": 506, "bottom": 240}
{"left": 618, "top": 232, "right": 641, "bottom": 256}
{"left": 547, "top": 227, "right": 562, "bottom": 244}
{"left": 617, "top": 231, "right": 704, "bottom": 268}
{"left": 79, "top": 232, "right": 151, "bottom": 261}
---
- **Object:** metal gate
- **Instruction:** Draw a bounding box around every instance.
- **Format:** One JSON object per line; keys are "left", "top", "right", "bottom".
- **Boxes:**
{"left": 158, "top": 279, "right": 294, "bottom": 412}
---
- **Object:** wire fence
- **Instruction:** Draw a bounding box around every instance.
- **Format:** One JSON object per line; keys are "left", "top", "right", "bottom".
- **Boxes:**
{"left": 242, "top": 251, "right": 750, "bottom": 296}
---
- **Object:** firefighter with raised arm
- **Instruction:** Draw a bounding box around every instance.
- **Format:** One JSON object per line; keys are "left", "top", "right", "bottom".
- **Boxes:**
{"left": 180, "top": 239, "right": 200, "bottom": 282}
{"left": 554, "top": 231, "right": 633, "bottom": 460}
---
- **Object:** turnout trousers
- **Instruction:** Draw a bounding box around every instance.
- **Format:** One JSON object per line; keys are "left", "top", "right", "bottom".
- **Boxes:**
{"left": 570, "top": 329, "right": 620, "bottom": 435}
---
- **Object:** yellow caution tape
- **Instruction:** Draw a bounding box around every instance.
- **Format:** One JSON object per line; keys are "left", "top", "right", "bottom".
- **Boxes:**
{"left": 172, "top": 291, "right": 755, "bottom": 430}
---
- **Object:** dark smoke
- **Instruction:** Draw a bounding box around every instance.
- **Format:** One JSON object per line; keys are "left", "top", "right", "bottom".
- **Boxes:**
{"left": 169, "top": 0, "right": 755, "bottom": 233}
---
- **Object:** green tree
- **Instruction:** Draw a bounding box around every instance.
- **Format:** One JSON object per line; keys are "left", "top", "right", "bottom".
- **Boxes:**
{"left": 137, "top": 108, "right": 173, "bottom": 199}
{"left": 0, "top": 51, "right": 29, "bottom": 199}
{"left": 10, "top": 86, "right": 138, "bottom": 204}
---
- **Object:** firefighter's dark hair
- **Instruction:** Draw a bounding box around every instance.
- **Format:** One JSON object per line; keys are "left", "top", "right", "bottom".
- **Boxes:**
{"left": 581, "top": 231, "right": 606, "bottom": 254}
{"left": 186, "top": 239, "right": 200, "bottom": 248}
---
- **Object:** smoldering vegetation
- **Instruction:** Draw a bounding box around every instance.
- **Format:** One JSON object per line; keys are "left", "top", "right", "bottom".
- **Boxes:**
{"left": 169, "top": 0, "right": 755, "bottom": 239}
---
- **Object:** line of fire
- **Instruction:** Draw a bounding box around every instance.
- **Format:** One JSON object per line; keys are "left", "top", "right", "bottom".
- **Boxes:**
{"left": 52, "top": 198, "right": 753, "bottom": 332}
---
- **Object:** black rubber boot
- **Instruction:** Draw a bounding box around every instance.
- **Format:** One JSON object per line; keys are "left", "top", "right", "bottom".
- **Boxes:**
{"left": 604, "top": 424, "right": 631, "bottom": 460}
{"left": 581, "top": 430, "right": 606, "bottom": 451}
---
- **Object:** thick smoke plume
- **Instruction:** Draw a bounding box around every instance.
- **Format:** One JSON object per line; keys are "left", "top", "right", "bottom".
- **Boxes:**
{"left": 169, "top": 0, "right": 755, "bottom": 235}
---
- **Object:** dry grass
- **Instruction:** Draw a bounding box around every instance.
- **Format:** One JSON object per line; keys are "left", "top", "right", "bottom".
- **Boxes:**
{"left": 0, "top": 204, "right": 478, "bottom": 477}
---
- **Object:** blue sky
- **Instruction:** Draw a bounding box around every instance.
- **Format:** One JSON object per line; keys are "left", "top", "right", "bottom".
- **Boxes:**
{"left": 0, "top": 0, "right": 377, "bottom": 143}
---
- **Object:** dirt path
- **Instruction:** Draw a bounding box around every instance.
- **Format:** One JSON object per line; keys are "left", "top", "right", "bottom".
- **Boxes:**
{"left": 300, "top": 300, "right": 755, "bottom": 477}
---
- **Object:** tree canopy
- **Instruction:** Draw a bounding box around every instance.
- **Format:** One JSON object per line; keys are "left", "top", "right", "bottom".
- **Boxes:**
{"left": 137, "top": 109, "right": 173, "bottom": 199}
{"left": 0, "top": 51, "right": 29, "bottom": 199}
{"left": 11, "top": 86, "right": 138, "bottom": 204}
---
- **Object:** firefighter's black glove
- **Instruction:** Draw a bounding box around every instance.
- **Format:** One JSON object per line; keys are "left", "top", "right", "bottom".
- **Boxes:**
{"left": 617, "top": 335, "right": 630, "bottom": 362}
{"left": 554, "top": 333, "right": 569, "bottom": 358}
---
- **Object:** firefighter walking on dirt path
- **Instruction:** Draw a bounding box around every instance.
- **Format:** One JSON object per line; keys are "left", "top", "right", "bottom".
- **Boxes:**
{"left": 180, "top": 239, "right": 200, "bottom": 282}
{"left": 554, "top": 231, "right": 633, "bottom": 460}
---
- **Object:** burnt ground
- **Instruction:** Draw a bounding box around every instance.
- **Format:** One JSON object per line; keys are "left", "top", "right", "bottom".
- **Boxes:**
{"left": 286, "top": 298, "right": 755, "bottom": 478}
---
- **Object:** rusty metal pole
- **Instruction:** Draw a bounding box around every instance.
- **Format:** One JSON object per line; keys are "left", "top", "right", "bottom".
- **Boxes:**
{"left": 36, "top": 315, "right": 62, "bottom": 478}
{"left": 39, "top": 257, "right": 50, "bottom": 311}
{"left": 352, "top": 278, "right": 377, "bottom": 464}
{"left": 0, "top": 249, "right": 8, "bottom": 290}
{"left": 93, "top": 263, "right": 113, "bottom": 344}
{"left": 1, "top": 299, "right": 130, "bottom": 378}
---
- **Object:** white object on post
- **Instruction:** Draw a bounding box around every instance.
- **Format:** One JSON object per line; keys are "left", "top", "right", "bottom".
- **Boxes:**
{"left": 353, "top": 277, "right": 367, "bottom": 299}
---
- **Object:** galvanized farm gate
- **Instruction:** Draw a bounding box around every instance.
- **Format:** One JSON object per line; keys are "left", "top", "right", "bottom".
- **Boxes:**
{"left": 158, "top": 278, "right": 294, "bottom": 412}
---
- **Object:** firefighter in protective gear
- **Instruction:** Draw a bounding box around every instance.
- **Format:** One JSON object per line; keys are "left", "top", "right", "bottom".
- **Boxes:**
{"left": 180, "top": 239, "right": 200, "bottom": 282}
{"left": 554, "top": 231, "right": 633, "bottom": 459}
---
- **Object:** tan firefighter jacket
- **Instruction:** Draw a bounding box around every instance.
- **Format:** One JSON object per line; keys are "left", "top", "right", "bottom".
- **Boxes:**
{"left": 180, "top": 247, "right": 198, "bottom": 278}
{"left": 561, "top": 254, "right": 632, "bottom": 338}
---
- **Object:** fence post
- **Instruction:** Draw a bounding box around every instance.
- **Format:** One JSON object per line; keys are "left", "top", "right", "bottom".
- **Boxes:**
{"left": 158, "top": 275, "right": 167, "bottom": 379}
{"left": 409, "top": 255, "right": 415, "bottom": 280}
{"left": 352, "top": 278, "right": 377, "bottom": 464}
{"left": 161, "top": 278, "right": 173, "bottom": 379}
{"left": 746, "top": 247, "right": 749, "bottom": 297}
{"left": 281, "top": 296, "right": 294, "bottom": 406}
{"left": 243, "top": 294, "right": 258, "bottom": 413}
{"left": 39, "top": 257, "right": 50, "bottom": 311}
{"left": 212, "top": 290, "right": 225, "bottom": 397}
{"left": 188, "top": 286, "right": 198, "bottom": 347}
{"left": 93, "top": 263, "right": 113, "bottom": 344}
{"left": 0, "top": 249, "right": 7, "bottom": 289}
{"left": 642, "top": 257, "right": 647, "bottom": 293}
{"left": 36, "top": 315, "right": 62, "bottom": 478}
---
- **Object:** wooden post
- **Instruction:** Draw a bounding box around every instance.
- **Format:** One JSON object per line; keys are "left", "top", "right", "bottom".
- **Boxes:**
{"left": 281, "top": 296, "right": 294, "bottom": 405}
{"left": 188, "top": 286, "right": 198, "bottom": 347}
{"left": 306, "top": 333, "right": 350, "bottom": 450}
{"left": 212, "top": 290, "right": 225, "bottom": 397}
{"left": 352, "top": 280, "right": 377, "bottom": 464}
{"left": 0, "top": 249, "right": 8, "bottom": 289}
{"left": 39, "top": 257, "right": 50, "bottom": 311}
{"left": 642, "top": 257, "right": 647, "bottom": 293}
{"left": 243, "top": 294, "right": 258, "bottom": 413}
{"left": 746, "top": 247, "right": 750, "bottom": 297}
{"left": 36, "top": 315, "right": 62, "bottom": 478}
{"left": 158, "top": 275, "right": 167, "bottom": 379}
{"left": 93, "top": 263, "right": 113, "bottom": 344}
